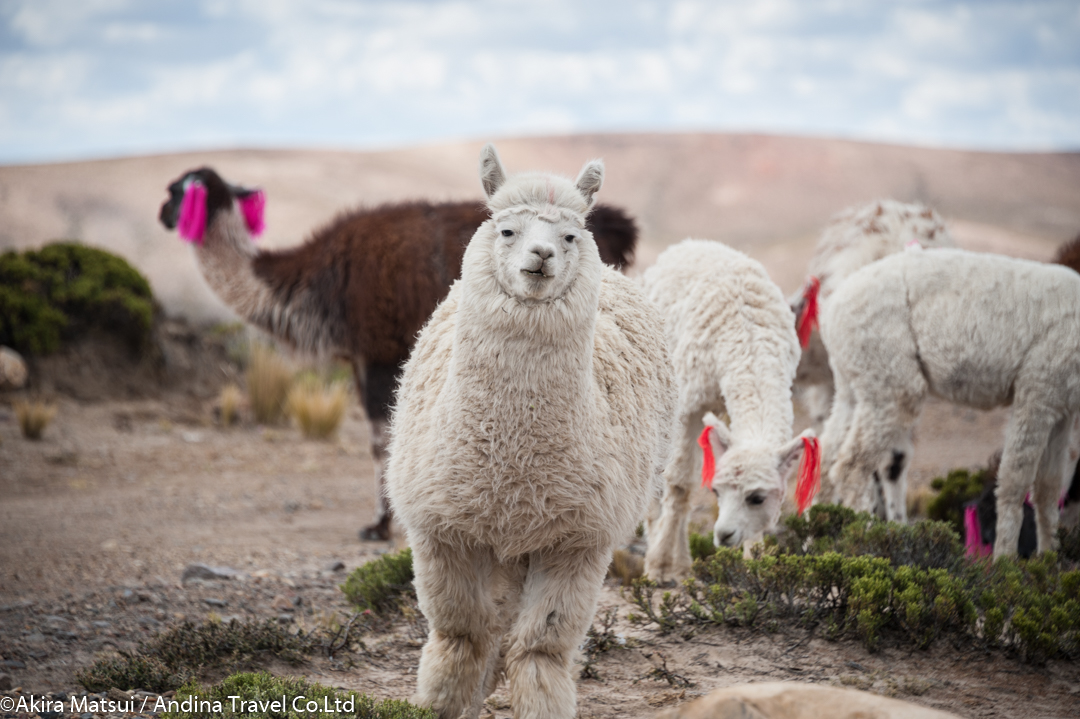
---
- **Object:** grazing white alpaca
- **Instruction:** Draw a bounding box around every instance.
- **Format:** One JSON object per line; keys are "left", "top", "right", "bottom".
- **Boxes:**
{"left": 790, "top": 201, "right": 954, "bottom": 429}
{"left": 642, "top": 240, "right": 818, "bottom": 583}
{"left": 820, "top": 248, "right": 1080, "bottom": 555}
{"left": 385, "top": 145, "right": 675, "bottom": 719}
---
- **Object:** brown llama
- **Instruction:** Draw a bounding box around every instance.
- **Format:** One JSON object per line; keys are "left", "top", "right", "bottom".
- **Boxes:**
{"left": 158, "top": 166, "right": 638, "bottom": 540}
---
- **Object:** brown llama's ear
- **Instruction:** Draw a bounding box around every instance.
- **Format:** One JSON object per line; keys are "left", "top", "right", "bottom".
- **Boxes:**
{"left": 575, "top": 159, "right": 604, "bottom": 206}
{"left": 479, "top": 143, "right": 507, "bottom": 198}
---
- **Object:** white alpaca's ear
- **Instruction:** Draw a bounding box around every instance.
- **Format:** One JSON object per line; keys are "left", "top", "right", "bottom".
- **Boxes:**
{"left": 778, "top": 429, "right": 814, "bottom": 479}
{"left": 702, "top": 411, "right": 732, "bottom": 460}
{"left": 575, "top": 159, "right": 604, "bottom": 206}
{"left": 479, "top": 143, "right": 507, "bottom": 198}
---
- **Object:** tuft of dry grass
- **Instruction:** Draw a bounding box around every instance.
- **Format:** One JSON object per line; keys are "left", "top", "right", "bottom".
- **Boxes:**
{"left": 245, "top": 343, "right": 293, "bottom": 424}
{"left": 14, "top": 399, "right": 57, "bottom": 440}
{"left": 287, "top": 378, "right": 349, "bottom": 440}
{"left": 218, "top": 384, "right": 243, "bottom": 427}
{"left": 907, "top": 485, "right": 935, "bottom": 519}
{"left": 608, "top": 548, "right": 644, "bottom": 586}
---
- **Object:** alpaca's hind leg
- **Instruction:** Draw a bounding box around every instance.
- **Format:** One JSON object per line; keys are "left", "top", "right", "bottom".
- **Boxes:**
{"left": 411, "top": 538, "right": 497, "bottom": 719}
{"left": 644, "top": 413, "right": 701, "bottom": 582}
{"left": 995, "top": 405, "right": 1060, "bottom": 558}
{"left": 831, "top": 394, "right": 921, "bottom": 521}
{"left": 819, "top": 375, "right": 855, "bottom": 505}
{"left": 505, "top": 547, "right": 609, "bottom": 719}
{"left": 1032, "top": 416, "right": 1071, "bottom": 553}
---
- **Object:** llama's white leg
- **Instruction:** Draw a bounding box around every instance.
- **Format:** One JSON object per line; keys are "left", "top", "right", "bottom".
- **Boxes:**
{"left": 644, "top": 414, "right": 699, "bottom": 582}
{"left": 831, "top": 395, "right": 921, "bottom": 521}
{"left": 411, "top": 538, "right": 497, "bottom": 719}
{"left": 476, "top": 557, "right": 528, "bottom": 707}
{"left": 504, "top": 547, "right": 609, "bottom": 719}
{"left": 1032, "top": 416, "right": 1071, "bottom": 553}
{"left": 801, "top": 381, "right": 834, "bottom": 435}
{"left": 819, "top": 375, "right": 855, "bottom": 505}
{"left": 994, "top": 406, "right": 1059, "bottom": 558}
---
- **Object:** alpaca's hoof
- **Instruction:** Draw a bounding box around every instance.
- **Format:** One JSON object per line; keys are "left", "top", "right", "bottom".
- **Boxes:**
{"left": 358, "top": 514, "right": 392, "bottom": 541}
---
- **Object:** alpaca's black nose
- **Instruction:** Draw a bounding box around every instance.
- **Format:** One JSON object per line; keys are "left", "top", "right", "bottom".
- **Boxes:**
{"left": 718, "top": 530, "right": 736, "bottom": 546}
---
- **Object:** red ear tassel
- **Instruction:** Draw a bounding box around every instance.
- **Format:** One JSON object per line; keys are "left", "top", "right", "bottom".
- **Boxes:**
{"left": 238, "top": 190, "right": 266, "bottom": 237}
{"left": 698, "top": 426, "right": 716, "bottom": 490}
{"left": 177, "top": 182, "right": 207, "bottom": 244}
{"left": 796, "top": 276, "right": 820, "bottom": 348}
{"left": 795, "top": 436, "right": 821, "bottom": 515}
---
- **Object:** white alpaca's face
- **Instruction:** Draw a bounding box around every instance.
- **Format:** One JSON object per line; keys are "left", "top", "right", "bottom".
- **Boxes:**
{"left": 711, "top": 448, "right": 787, "bottom": 549}
{"left": 493, "top": 211, "right": 584, "bottom": 303}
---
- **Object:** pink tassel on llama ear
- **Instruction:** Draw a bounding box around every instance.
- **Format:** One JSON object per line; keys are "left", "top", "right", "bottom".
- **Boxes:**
{"left": 177, "top": 181, "right": 208, "bottom": 244}
{"left": 699, "top": 426, "right": 716, "bottom": 490}
{"left": 964, "top": 505, "right": 991, "bottom": 558}
{"left": 796, "top": 276, "right": 820, "bottom": 349}
{"left": 795, "top": 436, "right": 821, "bottom": 515}
{"left": 238, "top": 190, "right": 266, "bottom": 237}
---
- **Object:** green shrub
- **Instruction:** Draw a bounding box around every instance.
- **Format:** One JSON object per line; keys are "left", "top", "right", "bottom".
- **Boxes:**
{"left": 341, "top": 549, "right": 415, "bottom": 615}
{"left": 163, "top": 671, "right": 435, "bottom": 719}
{"left": 927, "top": 467, "right": 991, "bottom": 538}
{"left": 0, "top": 242, "right": 155, "bottom": 355}
{"left": 77, "top": 619, "right": 311, "bottom": 692}
{"left": 1059, "top": 522, "right": 1080, "bottom": 563}
{"left": 628, "top": 504, "right": 1080, "bottom": 662}
{"left": 688, "top": 531, "right": 716, "bottom": 561}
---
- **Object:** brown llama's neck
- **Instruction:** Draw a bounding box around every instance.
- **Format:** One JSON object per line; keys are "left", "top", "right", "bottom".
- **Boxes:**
{"left": 193, "top": 209, "right": 346, "bottom": 356}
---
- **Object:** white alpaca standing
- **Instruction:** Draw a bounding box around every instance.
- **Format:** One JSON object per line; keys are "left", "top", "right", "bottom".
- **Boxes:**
{"left": 385, "top": 145, "right": 675, "bottom": 719}
{"left": 642, "top": 240, "right": 817, "bottom": 583}
{"left": 791, "top": 201, "right": 954, "bottom": 430}
{"left": 820, "top": 248, "right": 1080, "bottom": 554}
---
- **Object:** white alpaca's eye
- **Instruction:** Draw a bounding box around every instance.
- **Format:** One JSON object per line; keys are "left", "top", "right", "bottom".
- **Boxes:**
{"left": 501, "top": 229, "right": 514, "bottom": 237}
{"left": 746, "top": 493, "right": 766, "bottom": 506}
{"left": 564, "top": 234, "right": 575, "bottom": 243}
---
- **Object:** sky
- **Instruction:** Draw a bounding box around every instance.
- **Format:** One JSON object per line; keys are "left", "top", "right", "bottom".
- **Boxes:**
{"left": 1, "top": 0, "right": 1079, "bottom": 164}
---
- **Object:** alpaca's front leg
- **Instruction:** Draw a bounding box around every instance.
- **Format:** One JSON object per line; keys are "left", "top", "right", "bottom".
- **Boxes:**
{"left": 644, "top": 416, "right": 699, "bottom": 582}
{"left": 995, "top": 405, "right": 1058, "bottom": 557}
{"left": 412, "top": 538, "right": 498, "bottom": 719}
{"left": 504, "top": 547, "right": 609, "bottom": 719}
{"left": 1032, "top": 415, "right": 1072, "bottom": 553}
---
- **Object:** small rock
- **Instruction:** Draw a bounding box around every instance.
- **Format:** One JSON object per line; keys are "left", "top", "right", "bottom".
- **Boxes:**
{"left": 81, "top": 713, "right": 94, "bottom": 719}
{"left": 277, "top": 613, "right": 294, "bottom": 623}
{"left": 92, "top": 621, "right": 111, "bottom": 629}
{"left": 107, "top": 687, "right": 133, "bottom": 703}
{"left": 181, "top": 430, "right": 203, "bottom": 444}
{"left": 120, "top": 589, "right": 134, "bottom": 601}
{"left": 0, "top": 672, "right": 12, "bottom": 690}
{"left": 0, "top": 346, "right": 28, "bottom": 390}
{"left": 271, "top": 595, "right": 294, "bottom": 612}
{"left": 0, "top": 660, "right": 26, "bottom": 669}
{"left": 203, "top": 597, "right": 227, "bottom": 608}
{"left": 182, "top": 563, "right": 238, "bottom": 583}
{"left": 24, "top": 632, "right": 46, "bottom": 644}
{"left": 324, "top": 560, "right": 346, "bottom": 572}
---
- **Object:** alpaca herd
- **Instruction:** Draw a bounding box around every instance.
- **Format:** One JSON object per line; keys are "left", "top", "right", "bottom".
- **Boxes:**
{"left": 159, "top": 146, "right": 1078, "bottom": 718}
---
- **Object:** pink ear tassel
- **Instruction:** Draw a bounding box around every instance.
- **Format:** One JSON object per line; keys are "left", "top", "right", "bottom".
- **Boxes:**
{"left": 177, "top": 182, "right": 208, "bottom": 244}
{"left": 238, "top": 190, "right": 266, "bottom": 237}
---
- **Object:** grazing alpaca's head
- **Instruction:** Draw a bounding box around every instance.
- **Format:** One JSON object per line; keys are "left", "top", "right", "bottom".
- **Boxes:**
{"left": 477, "top": 143, "right": 604, "bottom": 305}
{"left": 701, "top": 411, "right": 817, "bottom": 548}
{"left": 159, "top": 167, "right": 265, "bottom": 243}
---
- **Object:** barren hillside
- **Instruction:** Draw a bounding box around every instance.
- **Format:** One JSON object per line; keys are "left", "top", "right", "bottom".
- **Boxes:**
{"left": 2, "top": 133, "right": 1079, "bottom": 322}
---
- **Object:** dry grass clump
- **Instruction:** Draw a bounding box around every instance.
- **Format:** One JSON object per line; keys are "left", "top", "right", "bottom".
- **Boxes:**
{"left": 14, "top": 399, "right": 57, "bottom": 440}
{"left": 245, "top": 343, "right": 293, "bottom": 424}
{"left": 608, "top": 548, "right": 644, "bottom": 586}
{"left": 217, "top": 384, "right": 243, "bottom": 427}
{"left": 287, "top": 377, "right": 348, "bottom": 440}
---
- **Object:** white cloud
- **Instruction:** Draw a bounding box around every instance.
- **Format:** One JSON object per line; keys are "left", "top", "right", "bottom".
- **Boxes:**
{"left": 1, "top": 0, "right": 1079, "bottom": 162}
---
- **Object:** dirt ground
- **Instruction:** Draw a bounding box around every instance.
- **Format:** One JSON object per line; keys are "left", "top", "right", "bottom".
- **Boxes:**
{"left": 1, "top": 333, "right": 1078, "bottom": 719}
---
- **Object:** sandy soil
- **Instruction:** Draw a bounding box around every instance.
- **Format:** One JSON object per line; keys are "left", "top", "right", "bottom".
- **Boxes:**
{"left": 2, "top": 370, "right": 1075, "bottom": 718}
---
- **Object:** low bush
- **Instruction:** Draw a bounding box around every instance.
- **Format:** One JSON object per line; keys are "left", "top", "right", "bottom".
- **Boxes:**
{"left": 688, "top": 531, "right": 716, "bottom": 561}
{"left": 163, "top": 671, "right": 435, "bottom": 719}
{"left": 14, "top": 399, "right": 56, "bottom": 440}
{"left": 927, "top": 466, "right": 992, "bottom": 538}
{"left": 218, "top": 384, "right": 243, "bottom": 427}
{"left": 0, "top": 242, "right": 154, "bottom": 355}
{"left": 340, "top": 549, "right": 415, "bottom": 615}
{"left": 246, "top": 343, "right": 294, "bottom": 424}
{"left": 287, "top": 378, "right": 348, "bottom": 440}
{"left": 77, "top": 618, "right": 311, "bottom": 692}
{"left": 628, "top": 504, "right": 1080, "bottom": 663}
